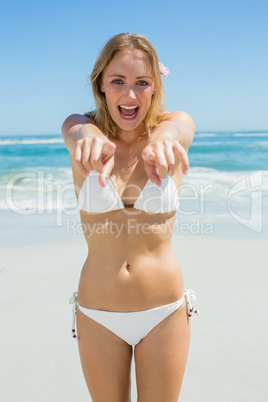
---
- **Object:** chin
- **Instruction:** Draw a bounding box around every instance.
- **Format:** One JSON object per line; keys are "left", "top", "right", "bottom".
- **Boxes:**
{"left": 112, "top": 111, "right": 147, "bottom": 133}
{"left": 116, "top": 122, "right": 145, "bottom": 134}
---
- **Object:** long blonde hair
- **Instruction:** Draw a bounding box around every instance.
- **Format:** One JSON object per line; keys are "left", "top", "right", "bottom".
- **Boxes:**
{"left": 84, "top": 33, "right": 167, "bottom": 138}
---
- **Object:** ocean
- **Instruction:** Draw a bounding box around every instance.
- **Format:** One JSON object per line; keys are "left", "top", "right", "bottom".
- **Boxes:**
{"left": 0, "top": 131, "right": 267, "bottom": 241}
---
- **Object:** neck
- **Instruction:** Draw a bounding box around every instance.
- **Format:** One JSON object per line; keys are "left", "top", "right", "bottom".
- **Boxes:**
{"left": 116, "top": 125, "right": 147, "bottom": 145}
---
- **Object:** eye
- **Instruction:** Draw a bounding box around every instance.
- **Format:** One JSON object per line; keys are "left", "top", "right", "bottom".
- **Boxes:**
{"left": 112, "top": 79, "right": 123, "bottom": 84}
{"left": 137, "top": 81, "right": 148, "bottom": 86}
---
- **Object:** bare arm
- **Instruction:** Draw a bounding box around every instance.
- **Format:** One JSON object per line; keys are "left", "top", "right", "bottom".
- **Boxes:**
{"left": 61, "top": 114, "right": 105, "bottom": 154}
{"left": 61, "top": 111, "right": 195, "bottom": 186}
{"left": 164, "top": 111, "right": 195, "bottom": 151}
{"left": 141, "top": 111, "right": 195, "bottom": 186}
{"left": 61, "top": 114, "right": 116, "bottom": 185}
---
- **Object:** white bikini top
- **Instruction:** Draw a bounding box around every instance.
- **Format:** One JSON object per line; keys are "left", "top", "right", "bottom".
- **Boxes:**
{"left": 77, "top": 170, "right": 180, "bottom": 214}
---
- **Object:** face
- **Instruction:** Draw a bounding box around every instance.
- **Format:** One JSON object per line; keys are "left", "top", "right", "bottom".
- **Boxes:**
{"left": 100, "top": 49, "right": 156, "bottom": 134}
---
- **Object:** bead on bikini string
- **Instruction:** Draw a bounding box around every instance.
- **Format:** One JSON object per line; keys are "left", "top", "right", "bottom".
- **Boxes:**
{"left": 69, "top": 291, "right": 78, "bottom": 339}
{"left": 184, "top": 289, "right": 200, "bottom": 318}
{"left": 188, "top": 306, "right": 200, "bottom": 317}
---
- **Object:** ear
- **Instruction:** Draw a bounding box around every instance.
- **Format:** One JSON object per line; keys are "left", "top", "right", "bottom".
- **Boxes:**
{"left": 100, "top": 82, "right": 105, "bottom": 93}
{"left": 152, "top": 85, "right": 156, "bottom": 95}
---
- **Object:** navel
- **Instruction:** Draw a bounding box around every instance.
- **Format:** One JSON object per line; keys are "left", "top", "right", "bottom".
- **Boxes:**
{"left": 126, "top": 264, "right": 130, "bottom": 271}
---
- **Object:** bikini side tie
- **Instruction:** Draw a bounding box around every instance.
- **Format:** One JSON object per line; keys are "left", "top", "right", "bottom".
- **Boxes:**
{"left": 69, "top": 292, "right": 78, "bottom": 339}
{"left": 184, "top": 289, "right": 200, "bottom": 317}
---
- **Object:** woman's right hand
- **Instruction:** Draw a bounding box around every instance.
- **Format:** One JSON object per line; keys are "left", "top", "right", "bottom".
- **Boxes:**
{"left": 61, "top": 114, "right": 116, "bottom": 186}
{"left": 74, "top": 126, "right": 116, "bottom": 186}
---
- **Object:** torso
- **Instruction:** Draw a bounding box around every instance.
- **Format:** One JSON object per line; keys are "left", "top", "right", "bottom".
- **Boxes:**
{"left": 70, "top": 133, "right": 185, "bottom": 311}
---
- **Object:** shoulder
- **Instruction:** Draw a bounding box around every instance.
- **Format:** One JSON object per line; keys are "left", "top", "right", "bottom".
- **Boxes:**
{"left": 163, "top": 111, "right": 195, "bottom": 130}
{"left": 61, "top": 113, "right": 94, "bottom": 134}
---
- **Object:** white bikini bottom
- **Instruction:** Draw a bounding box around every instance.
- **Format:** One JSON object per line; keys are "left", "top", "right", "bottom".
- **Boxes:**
{"left": 69, "top": 289, "right": 199, "bottom": 346}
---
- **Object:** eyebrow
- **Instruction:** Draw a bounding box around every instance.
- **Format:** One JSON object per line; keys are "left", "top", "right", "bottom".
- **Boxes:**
{"left": 108, "top": 74, "right": 152, "bottom": 79}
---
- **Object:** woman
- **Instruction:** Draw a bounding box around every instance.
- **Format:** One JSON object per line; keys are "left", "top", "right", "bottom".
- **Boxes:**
{"left": 62, "top": 33, "right": 199, "bottom": 402}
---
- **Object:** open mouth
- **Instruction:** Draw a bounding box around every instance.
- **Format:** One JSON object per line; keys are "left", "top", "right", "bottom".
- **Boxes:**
{"left": 118, "top": 105, "right": 139, "bottom": 120}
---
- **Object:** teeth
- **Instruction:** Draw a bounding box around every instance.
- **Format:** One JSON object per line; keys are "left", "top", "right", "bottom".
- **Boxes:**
{"left": 119, "top": 105, "right": 138, "bottom": 119}
{"left": 121, "top": 114, "right": 136, "bottom": 119}
{"left": 120, "top": 105, "right": 137, "bottom": 110}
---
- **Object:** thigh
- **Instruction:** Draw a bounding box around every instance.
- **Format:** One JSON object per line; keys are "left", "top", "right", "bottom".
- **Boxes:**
{"left": 134, "top": 300, "right": 190, "bottom": 402}
{"left": 76, "top": 308, "right": 133, "bottom": 402}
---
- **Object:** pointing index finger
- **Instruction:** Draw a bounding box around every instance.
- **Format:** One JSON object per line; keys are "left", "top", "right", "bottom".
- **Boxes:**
{"left": 173, "top": 141, "right": 189, "bottom": 175}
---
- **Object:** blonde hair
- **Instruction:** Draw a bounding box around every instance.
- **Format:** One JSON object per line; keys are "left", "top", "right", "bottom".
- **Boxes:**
{"left": 84, "top": 33, "right": 167, "bottom": 138}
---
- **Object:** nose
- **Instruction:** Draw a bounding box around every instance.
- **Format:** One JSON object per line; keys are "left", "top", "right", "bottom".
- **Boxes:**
{"left": 123, "top": 86, "right": 136, "bottom": 100}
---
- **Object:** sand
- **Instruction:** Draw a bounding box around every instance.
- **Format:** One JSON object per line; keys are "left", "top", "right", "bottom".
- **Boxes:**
{"left": 0, "top": 233, "right": 267, "bottom": 402}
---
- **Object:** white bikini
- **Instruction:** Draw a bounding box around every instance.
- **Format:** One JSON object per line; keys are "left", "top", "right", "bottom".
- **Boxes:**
{"left": 70, "top": 290, "right": 199, "bottom": 346}
{"left": 70, "top": 170, "right": 199, "bottom": 346}
{"left": 77, "top": 169, "right": 180, "bottom": 213}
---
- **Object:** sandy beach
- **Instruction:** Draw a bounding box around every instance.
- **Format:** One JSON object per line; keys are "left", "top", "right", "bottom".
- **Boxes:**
{"left": 1, "top": 231, "right": 267, "bottom": 402}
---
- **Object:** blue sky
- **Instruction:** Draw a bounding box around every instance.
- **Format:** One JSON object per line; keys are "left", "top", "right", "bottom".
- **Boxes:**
{"left": 1, "top": 0, "right": 267, "bottom": 135}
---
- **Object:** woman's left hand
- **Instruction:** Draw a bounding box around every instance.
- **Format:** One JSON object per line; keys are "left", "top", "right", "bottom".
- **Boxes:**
{"left": 141, "top": 128, "right": 189, "bottom": 187}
